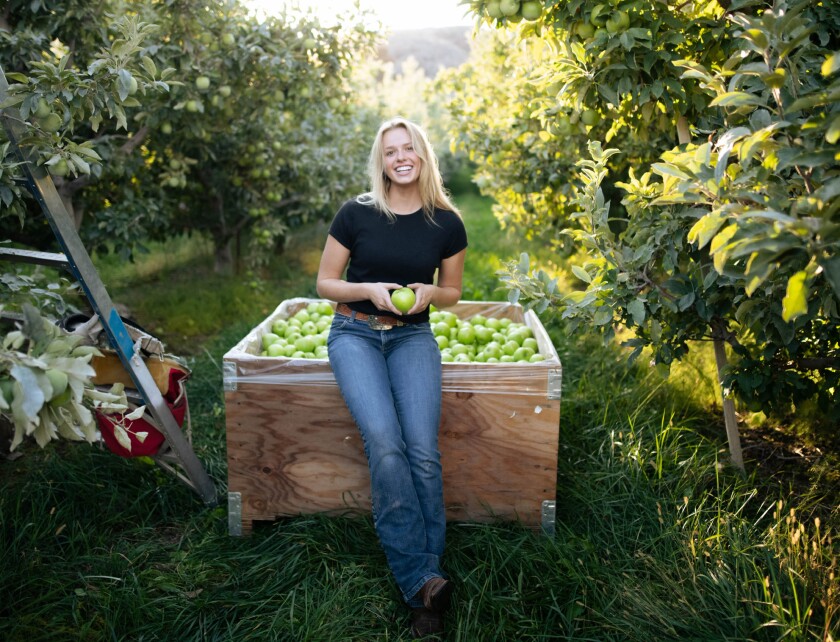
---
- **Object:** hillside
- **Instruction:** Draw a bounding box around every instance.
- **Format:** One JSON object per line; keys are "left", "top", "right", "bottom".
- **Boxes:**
{"left": 379, "top": 26, "right": 472, "bottom": 77}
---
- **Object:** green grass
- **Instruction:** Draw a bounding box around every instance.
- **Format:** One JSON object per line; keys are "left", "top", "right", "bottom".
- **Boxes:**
{"left": 1, "top": 187, "right": 838, "bottom": 641}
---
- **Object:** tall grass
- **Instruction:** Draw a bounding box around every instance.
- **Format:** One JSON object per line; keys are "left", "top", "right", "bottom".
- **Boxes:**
{"left": 1, "top": 182, "right": 837, "bottom": 641}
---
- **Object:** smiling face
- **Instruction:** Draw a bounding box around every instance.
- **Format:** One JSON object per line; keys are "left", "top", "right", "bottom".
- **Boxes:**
{"left": 382, "top": 126, "right": 421, "bottom": 187}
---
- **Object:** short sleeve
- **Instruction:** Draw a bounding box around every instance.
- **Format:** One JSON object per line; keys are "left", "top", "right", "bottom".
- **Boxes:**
{"left": 328, "top": 201, "right": 355, "bottom": 249}
{"left": 441, "top": 212, "right": 468, "bottom": 259}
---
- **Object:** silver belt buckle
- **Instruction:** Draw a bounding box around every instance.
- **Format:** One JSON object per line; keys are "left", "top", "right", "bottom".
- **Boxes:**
{"left": 368, "top": 318, "right": 393, "bottom": 331}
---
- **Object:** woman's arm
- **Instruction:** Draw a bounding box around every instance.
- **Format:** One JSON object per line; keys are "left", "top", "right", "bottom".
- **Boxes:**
{"left": 407, "top": 248, "right": 466, "bottom": 315}
{"left": 315, "top": 235, "right": 402, "bottom": 313}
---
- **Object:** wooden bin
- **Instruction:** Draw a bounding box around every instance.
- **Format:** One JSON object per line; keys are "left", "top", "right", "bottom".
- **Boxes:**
{"left": 223, "top": 298, "right": 562, "bottom": 535}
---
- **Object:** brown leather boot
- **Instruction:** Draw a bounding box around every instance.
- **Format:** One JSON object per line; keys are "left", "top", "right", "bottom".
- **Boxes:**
{"left": 410, "top": 607, "right": 444, "bottom": 639}
{"left": 418, "top": 577, "right": 454, "bottom": 613}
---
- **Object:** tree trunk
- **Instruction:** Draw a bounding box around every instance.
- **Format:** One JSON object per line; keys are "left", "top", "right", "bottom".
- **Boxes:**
{"left": 213, "top": 239, "right": 233, "bottom": 275}
{"left": 713, "top": 337, "right": 744, "bottom": 471}
{"left": 676, "top": 115, "right": 744, "bottom": 471}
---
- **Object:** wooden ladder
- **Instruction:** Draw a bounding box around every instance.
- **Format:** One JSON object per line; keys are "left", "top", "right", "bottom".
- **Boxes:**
{"left": 0, "top": 66, "right": 217, "bottom": 505}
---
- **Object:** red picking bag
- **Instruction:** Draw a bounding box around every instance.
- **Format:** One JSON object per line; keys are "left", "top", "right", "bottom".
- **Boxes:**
{"left": 95, "top": 354, "right": 190, "bottom": 458}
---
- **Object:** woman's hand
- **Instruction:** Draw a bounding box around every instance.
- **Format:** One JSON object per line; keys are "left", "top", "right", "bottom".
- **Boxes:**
{"left": 367, "top": 282, "right": 404, "bottom": 314}
{"left": 405, "top": 283, "right": 436, "bottom": 315}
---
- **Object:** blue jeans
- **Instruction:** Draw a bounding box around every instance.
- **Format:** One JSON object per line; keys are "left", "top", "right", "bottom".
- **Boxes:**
{"left": 327, "top": 311, "right": 446, "bottom": 607}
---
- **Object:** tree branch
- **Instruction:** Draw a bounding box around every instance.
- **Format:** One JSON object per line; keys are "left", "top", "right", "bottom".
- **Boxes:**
{"left": 777, "top": 357, "right": 840, "bottom": 371}
{"left": 0, "top": 5, "right": 11, "bottom": 32}
{"left": 119, "top": 125, "right": 149, "bottom": 155}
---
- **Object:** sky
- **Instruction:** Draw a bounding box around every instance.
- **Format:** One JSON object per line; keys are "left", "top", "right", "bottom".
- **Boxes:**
{"left": 245, "top": 0, "right": 475, "bottom": 32}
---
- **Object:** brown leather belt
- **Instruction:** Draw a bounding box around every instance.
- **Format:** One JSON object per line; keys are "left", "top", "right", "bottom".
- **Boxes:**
{"left": 335, "top": 302, "right": 408, "bottom": 329}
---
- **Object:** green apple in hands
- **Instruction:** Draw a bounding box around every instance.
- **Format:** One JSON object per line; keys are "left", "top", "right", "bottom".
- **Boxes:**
{"left": 390, "top": 287, "right": 416, "bottom": 314}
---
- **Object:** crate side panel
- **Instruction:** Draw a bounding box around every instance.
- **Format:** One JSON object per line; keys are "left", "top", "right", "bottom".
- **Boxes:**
{"left": 440, "top": 391, "right": 559, "bottom": 526}
{"left": 225, "top": 383, "right": 370, "bottom": 525}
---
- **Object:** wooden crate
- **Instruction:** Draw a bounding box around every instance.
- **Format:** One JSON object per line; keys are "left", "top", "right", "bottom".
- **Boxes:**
{"left": 223, "top": 298, "right": 562, "bottom": 535}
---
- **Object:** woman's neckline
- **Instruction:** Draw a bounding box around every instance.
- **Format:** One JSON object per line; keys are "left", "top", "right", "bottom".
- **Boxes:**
{"left": 392, "top": 207, "right": 422, "bottom": 216}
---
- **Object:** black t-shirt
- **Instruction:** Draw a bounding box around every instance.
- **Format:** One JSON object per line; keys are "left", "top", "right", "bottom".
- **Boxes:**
{"left": 328, "top": 198, "right": 468, "bottom": 323}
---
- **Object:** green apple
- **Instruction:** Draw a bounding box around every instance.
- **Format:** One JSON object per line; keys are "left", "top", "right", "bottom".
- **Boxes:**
{"left": 486, "top": 1, "right": 503, "bottom": 19}
{"left": 433, "top": 322, "right": 450, "bottom": 336}
{"left": 456, "top": 325, "right": 477, "bottom": 345}
{"left": 450, "top": 343, "right": 469, "bottom": 356}
{"left": 34, "top": 98, "right": 52, "bottom": 119}
{"left": 40, "top": 112, "right": 62, "bottom": 133}
{"left": 391, "top": 287, "right": 416, "bottom": 313}
{"left": 499, "top": 0, "right": 520, "bottom": 17}
{"left": 317, "top": 301, "right": 334, "bottom": 316}
{"left": 474, "top": 326, "right": 494, "bottom": 344}
{"left": 49, "top": 158, "right": 70, "bottom": 178}
{"left": 502, "top": 340, "right": 520, "bottom": 356}
{"left": 589, "top": 4, "right": 609, "bottom": 26}
{"left": 196, "top": 76, "right": 211, "bottom": 90}
{"left": 580, "top": 109, "right": 602, "bottom": 127}
{"left": 513, "top": 346, "right": 535, "bottom": 362}
{"left": 294, "top": 336, "right": 317, "bottom": 353}
{"left": 262, "top": 332, "right": 281, "bottom": 349}
{"left": 605, "top": 10, "right": 630, "bottom": 34}
{"left": 521, "top": 1, "right": 542, "bottom": 20}
{"left": 222, "top": 33, "right": 236, "bottom": 46}
{"left": 266, "top": 343, "right": 286, "bottom": 357}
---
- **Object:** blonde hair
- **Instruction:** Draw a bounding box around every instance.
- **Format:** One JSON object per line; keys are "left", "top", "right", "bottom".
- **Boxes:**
{"left": 357, "top": 117, "right": 460, "bottom": 222}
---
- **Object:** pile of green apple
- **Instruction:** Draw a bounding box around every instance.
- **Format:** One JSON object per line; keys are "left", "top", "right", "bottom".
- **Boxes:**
{"left": 260, "top": 301, "right": 334, "bottom": 359}
{"left": 430, "top": 310, "right": 545, "bottom": 363}
{"left": 259, "top": 301, "right": 547, "bottom": 364}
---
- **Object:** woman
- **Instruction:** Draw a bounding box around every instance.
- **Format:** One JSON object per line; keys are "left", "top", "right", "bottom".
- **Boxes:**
{"left": 316, "top": 117, "right": 467, "bottom": 638}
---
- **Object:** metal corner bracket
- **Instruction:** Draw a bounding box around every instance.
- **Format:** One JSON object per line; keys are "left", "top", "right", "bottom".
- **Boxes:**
{"left": 547, "top": 367, "right": 562, "bottom": 401}
{"left": 223, "top": 361, "right": 237, "bottom": 392}
{"left": 228, "top": 491, "right": 243, "bottom": 536}
{"left": 541, "top": 499, "right": 556, "bottom": 537}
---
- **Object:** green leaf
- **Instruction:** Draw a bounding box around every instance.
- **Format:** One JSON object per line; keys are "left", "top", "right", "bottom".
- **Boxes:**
{"left": 571, "top": 265, "right": 591, "bottom": 283}
{"left": 781, "top": 270, "right": 808, "bottom": 322}
{"left": 626, "top": 299, "right": 646, "bottom": 325}
{"left": 709, "top": 92, "right": 765, "bottom": 108}
{"left": 651, "top": 163, "right": 691, "bottom": 180}
{"left": 822, "top": 52, "right": 840, "bottom": 77}
{"left": 10, "top": 364, "right": 45, "bottom": 421}
{"left": 687, "top": 212, "right": 726, "bottom": 249}
{"left": 827, "top": 114, "right": 840, "bottom": 145}
{"left": 821, "top": 256, "right": 840, "bottom": 302}
{"left": 518, "top": 252, "right": 530, "bottom": 274}
{"left": 747, "top": 28, "right": 769, "bottom": 47}
{"left": 141, "top": 55, "right": 157, "bottom": 78}
{"left": 593, "top": 306, "right": 613, "bottom": 326}
{"left": 711, "top": 224, "right": 738, "bottom": 273}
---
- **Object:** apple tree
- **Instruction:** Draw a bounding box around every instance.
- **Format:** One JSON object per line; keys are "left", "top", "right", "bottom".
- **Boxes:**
{"left": 449, "top": 0, "right": 840, "bottom": 445}
{"left": 1, "top": 0, "right": 379, "bottom": 273}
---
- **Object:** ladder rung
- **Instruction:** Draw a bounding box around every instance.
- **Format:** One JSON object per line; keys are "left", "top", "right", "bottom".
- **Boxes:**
{"left": 0, "top": 247, "right": 70, "bottom": 269}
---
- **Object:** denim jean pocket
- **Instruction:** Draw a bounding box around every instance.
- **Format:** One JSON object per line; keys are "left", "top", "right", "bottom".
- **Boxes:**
{"left": 330, "top": 313, "right": 352, "bottom": 331}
